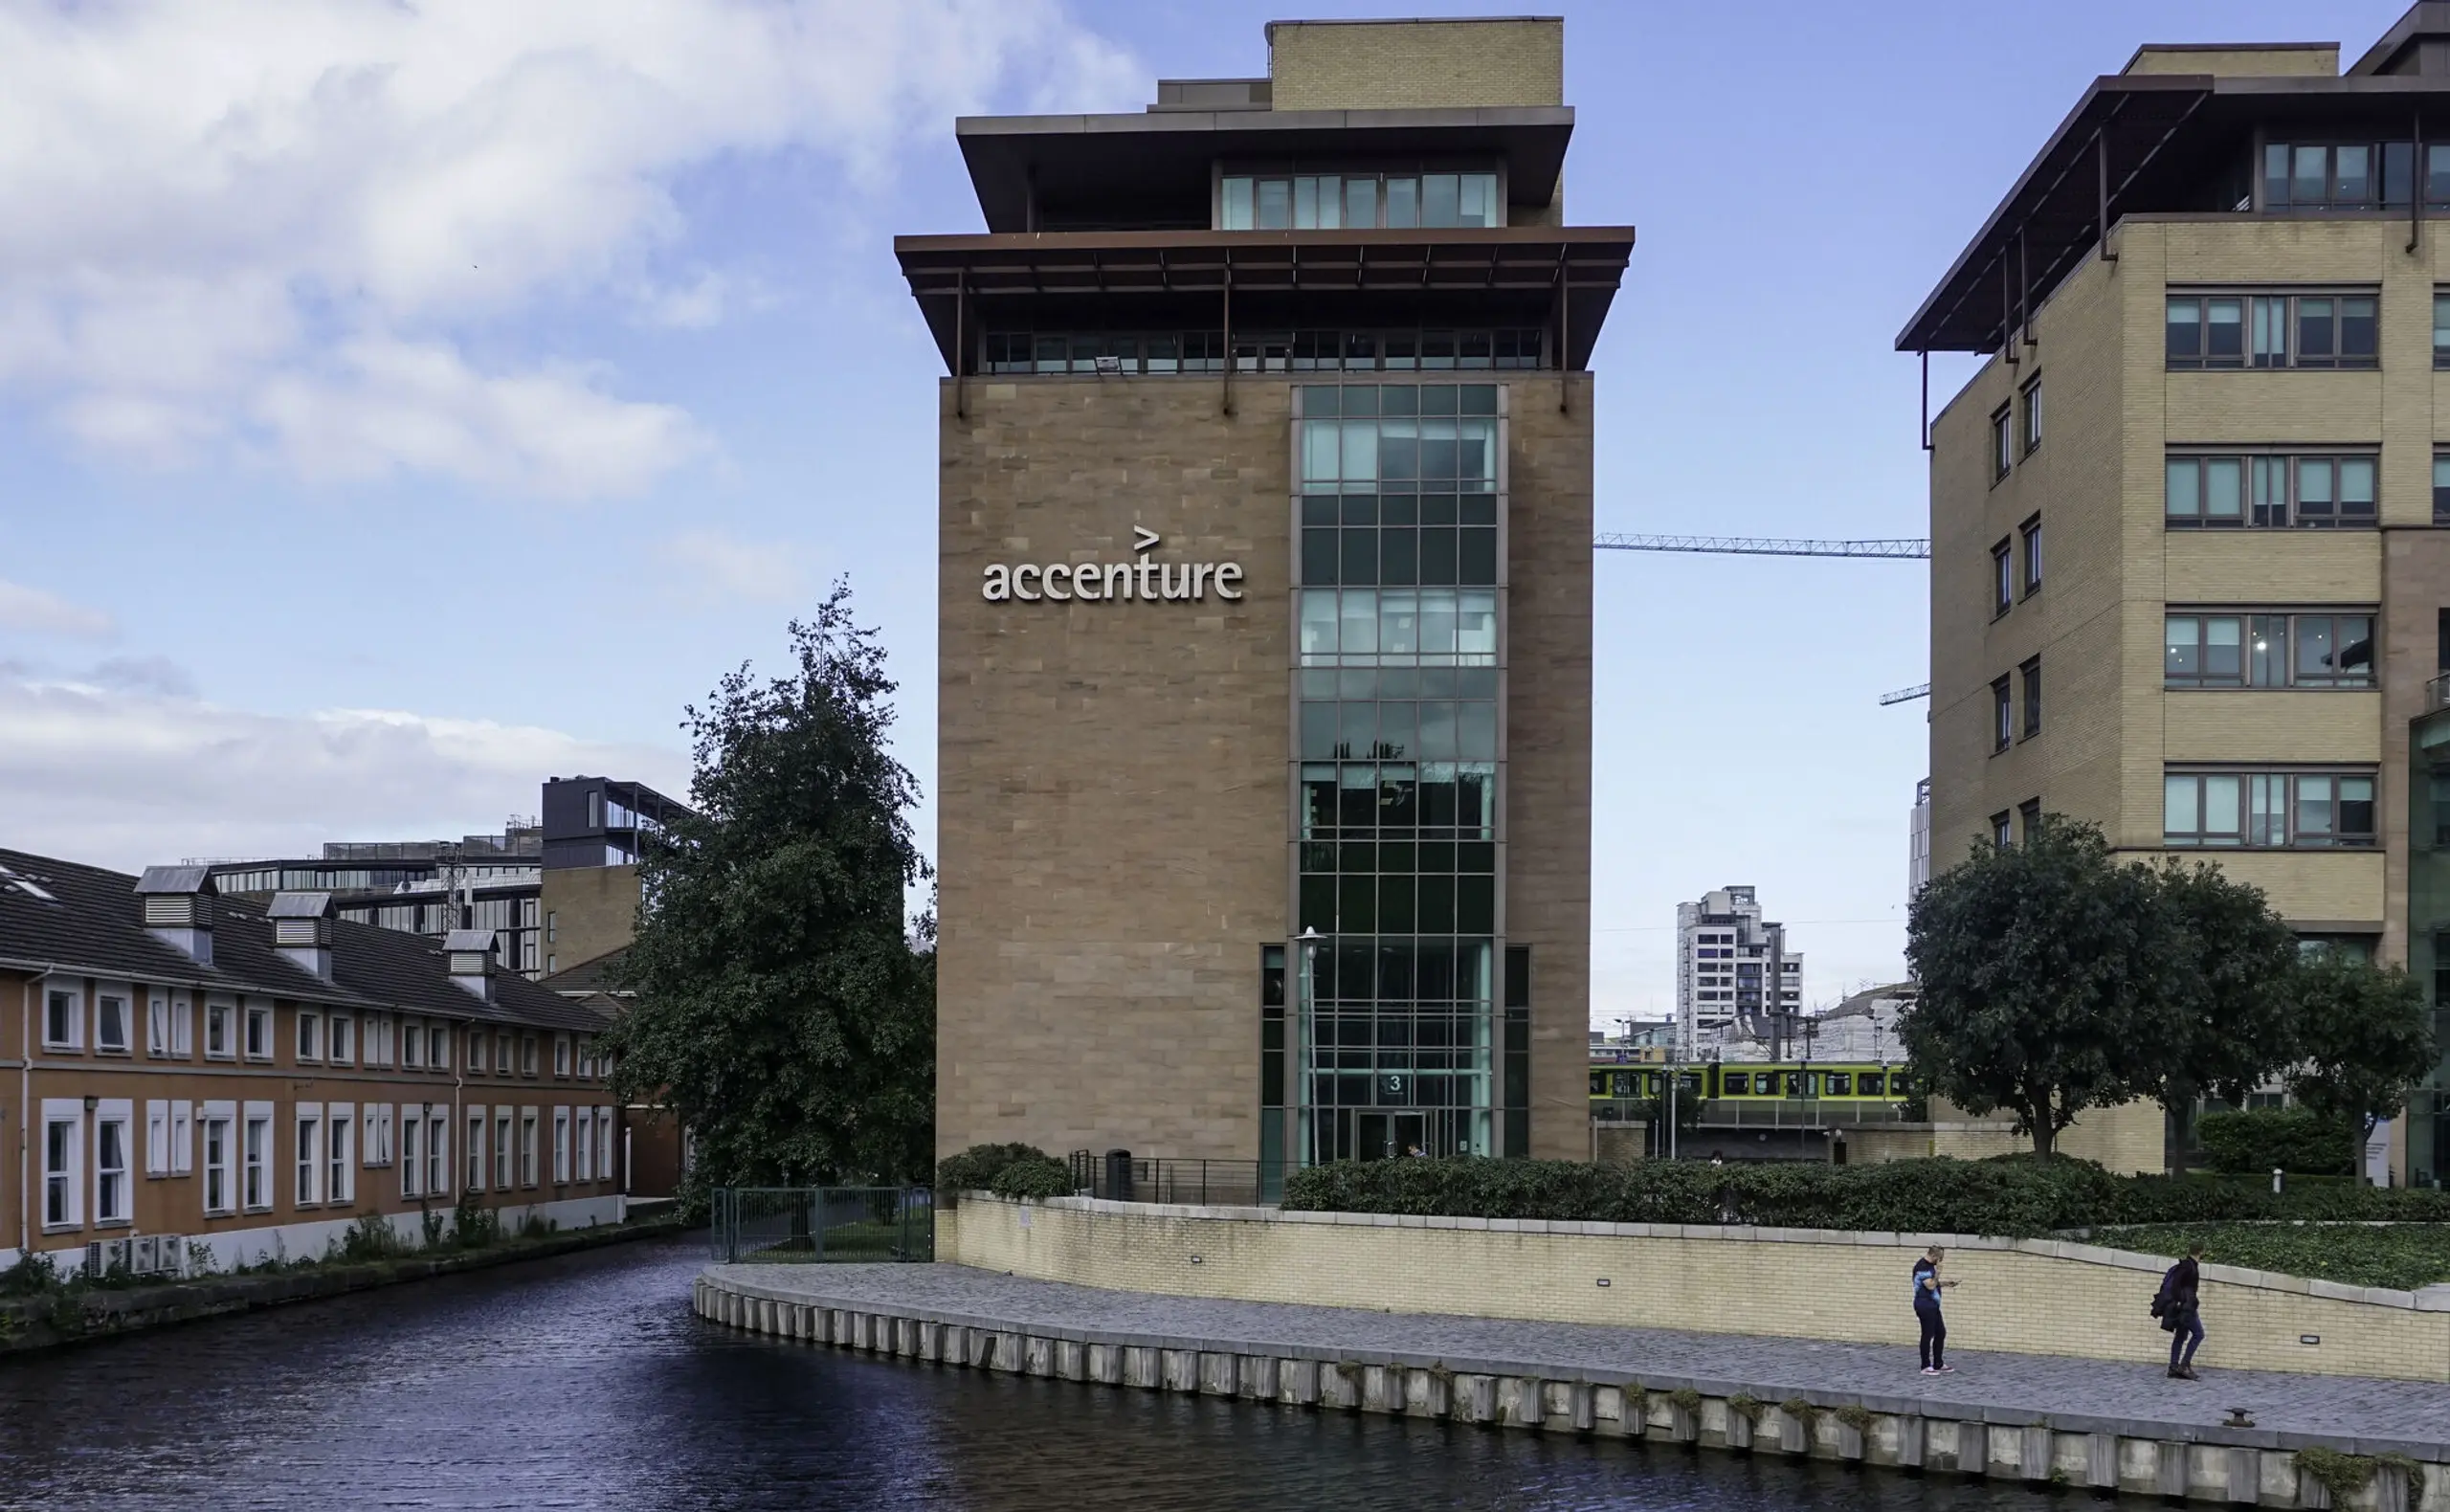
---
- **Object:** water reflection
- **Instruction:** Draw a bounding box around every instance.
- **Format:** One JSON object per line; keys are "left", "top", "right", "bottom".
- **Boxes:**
{"left": 0, "top": 1235, "right": 2067, "bottom": 1510}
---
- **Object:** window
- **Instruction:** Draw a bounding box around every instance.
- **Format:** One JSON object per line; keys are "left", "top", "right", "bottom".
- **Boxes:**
{"left": 44, "top": 1107, "right": 81, "bottom": 1228}
{"left": 468, "top": 1111, "right": 487, "bottom": 1191}
{"left": 427, "top": 1117, "right": 447, "bottom": 1198}
{"left": 1990, "top": 812, "right": 2012, "bottom": 849}
{"left": 329, "top": 1013, "right": 353, "bottom": 1065}
{"left": 171, "top": 992, "right": 191, "bottom": 1056}
{"left": 597, "top": 1108, "right": 615, "bottom": 1185}
{"left": 1991, "top": 405, "right": 2013, "bottom": 482}
{"left": 497, "top": 1031, "right": 513, "bottom": 1076}
{"left": 576, "top": 1108, "right": 593, "bottom": 1182}
{"left": 2164, "top": 611, "right": 2372, "bottom": 688}
{"left": 203, "top": 1112, "right": 233, "bottom": 1215}
{"left": 402, "top": 1115, "right": 423, "bottom": 1198}
{"left": 206, "top": 997, "right": 233, "bottom": 1058}
{"left": 496, "top": 1112, "right": 514, "bottom": 1191}
{"left": 2020, "top": 657, "right": 2041, "bottom": 738}
{"left": 44, "top": 985, "right": 80, "bottom": 1049}
{"left": 2018, "top": 798, "right": 2042, "bottom": 842}
{"left": 92, "top": 990, "right": 128, "bottom": 1053}
{"left": 432, "top": 1022, "right": 450, "bottom": 1071}
{"left": 2436, "top": 453, "right": 2450, "bottom": 525}
{"left": 147, "top": 994, "right": 169, "bottom": 1056}
{"left": 577, "top": 1036, "right": 593, "bottom": 1078}
{"left": 242, "top": 1109, "right": 271, "bottom": 1211}
{"left": 1991, "top": 677, "right": 2013, "bottom": 752}
{"left": 296, "top": 1108, "right": 322, "bottom": 1206}
{"left": 546, "top": 909, "right": 557, "bottom": 944}
{"left": 521, "top": 1111, "right": 540, "bottom": 1187}
{"left": 297, "top": 1012, "right": 321, "bottom": 1062}
{"left": 327, "top": 1107, "right": 353, "bottom": 1205}
{"left": 1220, "top": 169, "right": 1501, "bottom": 231}
{"left": 523, "top": 1036, "right": 539, "bottom": 1078}
{"left": 554, "top": 1034, "right": 571, "bottom": 1078}
{"left": 2020, "top": 377, "right": 2042, "bottom": 456}
{"left": 2165, "top": 292, "right": 2375, "bottom": 370}
{"left": 2165, "top": 454, "right": 2375, "bottom": 529}
{"left": 403, "top": 1021, "right": 424, "bottom": 1069}
{"left": 2438, "top": 292, "right": 2450, "bottom": 369}
{"left": 469, "top": 1030, "right": 488, "bottom": 1075}
{"left": 2020, "top": 516, "right": 2041, "bottom": 596}
{"left": 2261, "top": 142, "right": 2419, "bottom": 211}
{"left": 243, "top": 1001, "right": 270, "bottom": 1060}
{"left": 2164, "top": 769, "right": 2378, "bottom": 847}
{"left": 1991, "top": 539, "right": 2013, "bottom": 616}
{"left": 171, "top": 1101, "right": 192, "bottom": 1176}
{"left": 554, "top": 1107, "right": 571, "bottom": 1184}
{"left": 364, "top": 1104, "right": 394, "bottom": 1167}
{"left": 146, "top": 1101, "right": 169, "bottom": 1176}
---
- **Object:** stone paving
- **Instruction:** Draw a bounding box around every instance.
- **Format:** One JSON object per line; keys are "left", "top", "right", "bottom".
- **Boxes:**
{"left": 707, "top": 1260, "right": 2450, "bottom": 1456}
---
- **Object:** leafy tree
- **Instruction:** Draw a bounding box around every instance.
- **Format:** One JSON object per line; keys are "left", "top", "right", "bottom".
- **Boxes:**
{"left": 1903, "top": 814, "right": 2166, "bottom": 1156}
{"left": 2282, "top": 949, "right": 2437, "bottom": 1177}
{"left": 603, "top": 586, "right": 936, "bottom": 1204}
{"left": 2132, "top": 857, "right": 2303, "bottom": 1172}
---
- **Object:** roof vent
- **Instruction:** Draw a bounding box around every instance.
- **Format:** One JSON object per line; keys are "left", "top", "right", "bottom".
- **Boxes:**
{"left": 444, "top": 928, "right": 496, "bottom": 1001}
{"left": 270, "top": 891, "right": 336, "bottom": 981}
{"left": 135, "top": 865, "right": 217, "bottom": 965}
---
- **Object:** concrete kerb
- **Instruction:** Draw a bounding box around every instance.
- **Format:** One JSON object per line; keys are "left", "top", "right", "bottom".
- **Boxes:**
{"left": 695, "top": 1265, "right": 2448, "bottom": 1509}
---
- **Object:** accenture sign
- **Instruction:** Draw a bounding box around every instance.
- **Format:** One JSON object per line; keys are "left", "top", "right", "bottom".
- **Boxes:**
{"left": 981, "top": 527, "right": 1245, "bottom": 604}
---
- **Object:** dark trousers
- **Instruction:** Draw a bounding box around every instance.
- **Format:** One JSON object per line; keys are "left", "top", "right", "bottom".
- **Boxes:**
{"left": 1916, "top": 1303, "right": 1946, "bottom": 1369}
{"left": 2169, "top": 1309, "right": 2203, "bottom": 1369}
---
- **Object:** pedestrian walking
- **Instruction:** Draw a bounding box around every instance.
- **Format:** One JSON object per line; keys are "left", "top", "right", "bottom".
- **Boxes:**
{"left": 2156, "top": 1242, "right": 2205, "bottom": 1379}
{"left": 1912, "top": 1244, "right": 1955, "bottom": 1374}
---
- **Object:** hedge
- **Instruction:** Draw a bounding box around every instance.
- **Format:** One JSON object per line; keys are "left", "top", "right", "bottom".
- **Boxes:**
{"left": 936, "top": 1143, "right": 1064, "bottom": 1202}
{"left": 1280, "top": 1155, "right": 2450, "bottom": 1238}
{"left": 2194, "top": 1108, "right": 2357, "bottom": 1175}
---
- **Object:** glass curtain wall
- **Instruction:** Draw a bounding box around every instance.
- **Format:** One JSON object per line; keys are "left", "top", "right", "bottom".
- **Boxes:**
{"left": 1292, "top": 382, "right": 1504, "bottom": 1166}
{"left": 2410, "top": 709, "right": 2450, "bottom": 1187}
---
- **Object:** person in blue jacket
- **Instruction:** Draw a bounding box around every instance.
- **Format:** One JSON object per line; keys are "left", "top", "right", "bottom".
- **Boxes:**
{"left": 1912, "top": 1245, "right": 1956, "bottom": 1374}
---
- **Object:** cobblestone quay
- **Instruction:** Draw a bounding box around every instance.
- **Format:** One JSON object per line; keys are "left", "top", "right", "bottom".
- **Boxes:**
{"left": 699, "top": 1262, "right": 2450, "bottom": 1510}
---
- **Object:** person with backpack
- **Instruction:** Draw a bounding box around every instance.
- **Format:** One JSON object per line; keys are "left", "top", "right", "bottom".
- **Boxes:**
{"left": 1912, "top": 1245, "right": 1955, "bottom": 1374}
{"left": 2154, "top": 1242, "right": 2205, "bottom": 1379}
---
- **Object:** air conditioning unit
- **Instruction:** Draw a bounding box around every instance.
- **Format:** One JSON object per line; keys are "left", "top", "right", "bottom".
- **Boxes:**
{"left": 125, "top": 1234, "right": 184, "bottom": 1279}
{"left": 83, "top": 1237, "right": 133, "bottom": 1279}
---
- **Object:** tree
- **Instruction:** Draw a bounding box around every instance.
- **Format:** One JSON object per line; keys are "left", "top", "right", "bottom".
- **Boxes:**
{"left": 2131, "top": 857, "right": 2303, "bottom": 1172}
{"left": 1903, "top": 814, "right": 2166, "bottom": 1156}
{"left": 2282, "top": 949, "right": 2436, "bottom": 1179}
{"left": 602, "top": 585, "right": 936, "bottom": 1202}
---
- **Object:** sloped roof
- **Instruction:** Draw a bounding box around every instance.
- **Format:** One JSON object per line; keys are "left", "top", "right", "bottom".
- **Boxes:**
{"left": 540, "top": 945, "right": 629, "bottom": 996}
{"left": 0, "top": 847, "right": 607, "bottom": 1034}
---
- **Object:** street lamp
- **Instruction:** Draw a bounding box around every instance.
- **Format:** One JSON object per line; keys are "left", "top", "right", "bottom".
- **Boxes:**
{"left": 1297, "top": 927, "right": 1322, "bottom": 1166}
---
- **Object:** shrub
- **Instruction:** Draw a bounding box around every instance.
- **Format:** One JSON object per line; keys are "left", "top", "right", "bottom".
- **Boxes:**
{"left": 340, "top": 1212, "right": 415, "bottom": 1263}
{"left": 1279, "top": 1155, "right": 2450, "bottom": 1237}
{"left": 988, "top": 1158, "right": 1077, "bottom": 1202}
{"left": 938, "top": 1143, "right": 1063, "bottom": 1198}
{"left": 2195, "top": 1108, "right": 2356, "bottom": 1175}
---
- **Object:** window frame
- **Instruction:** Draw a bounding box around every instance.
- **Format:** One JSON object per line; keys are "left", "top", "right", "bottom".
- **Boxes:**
{"left": 1990, "top": 404, "right": 2013, "bottom": 484}
{"left": 2162, "top": 767, "right": 2380, "bottom": 849}
{"left": 2020, "top": 374, "right": 2042, "bottom": 456}
{"left": 43, "top": 1103, "right": 83, "bottom": 1230}
{"left": 202, "top": 1109, "right": 234, "bottom": 1216}
{"left": 2165, "top": 289, "right": 2377, "bottom": 371}
{"left": 2019, "top": 515, "right": 2041, "bottom": 597}
{"left": 42, "top": 983, "right": 83, "bottom": 1051}
{"left": 1988, "top": 811, "right": 2013, "bottom": 849}
{"left": 1990, "top": 676, "right": 2013, "bottom": 753}
{"left": 296, "top": 1010, "right": 321, "bottom": 1064}
{"left": 295, "top": 1105, "right": 323, "bottom": 1207}
{"left": 326, "top": 1103, "right": 354, "bottom": 1205}
{"left": 1991, "top": 538, "right": 2014, "bottom": 618}
{"left": 241, "top": 1106, "right": 272, "bottom": 1212}
{"left": 93, "top": 1101, "right": 131, "bottom": 1227}
{"left": 2019, "top": 656, "right": 2042, "bottom": 740}
{"left": 328, "top": 1013, "right": 353, "bottom": 1066}
{"left": 2164, "top": 451, "right": 2377, "bottom": 530}
{"left": 94, "top": 987, "right": 130, "bottom": 1055}
{"left": 242, "top": 1000, "right": 272, "bottom": 1062}
{"left": 2163, "top": 609, "right": 2374, "bottom": 689}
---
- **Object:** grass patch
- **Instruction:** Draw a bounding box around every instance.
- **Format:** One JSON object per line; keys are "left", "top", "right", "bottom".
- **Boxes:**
{"left": 2095, "top": 1223, "right": 2450, "bottom": 1292}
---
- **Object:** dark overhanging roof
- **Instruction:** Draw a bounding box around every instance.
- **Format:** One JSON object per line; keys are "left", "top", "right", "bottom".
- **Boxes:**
{"left": 956, "top": 106, "right": 1574, "bottom": 233}
{"left": 895, "top": 226, "right": 1635, "bottom": 371}
{"left": 1898, "top": 72, "right": 2450, "bottom": 353}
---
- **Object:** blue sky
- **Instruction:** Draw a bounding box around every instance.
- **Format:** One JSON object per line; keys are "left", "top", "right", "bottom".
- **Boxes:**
{"left": 0, "top": 0, "right": 2412, "bottom": 1026}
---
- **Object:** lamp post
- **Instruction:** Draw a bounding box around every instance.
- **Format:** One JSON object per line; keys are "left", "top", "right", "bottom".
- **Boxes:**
{"left": 1297, "top": 926, "right": 1322, "bottom": 1167}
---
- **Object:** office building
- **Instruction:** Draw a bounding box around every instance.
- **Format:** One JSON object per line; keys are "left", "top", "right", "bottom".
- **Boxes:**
{"left": 1903, "top": 4, "right": 2450, "bottom": 1184}
{"left": 1675, "top": 885, "right": 1803, "bottom": 1056}
{"left": 907, "top": 17, "right": 1632, "bottom": 1169}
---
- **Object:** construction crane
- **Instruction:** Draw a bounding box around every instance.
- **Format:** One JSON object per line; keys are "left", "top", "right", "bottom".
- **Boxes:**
{"left": 1879, "top": 683, "right": 1931, "bottom": 706}
{"left": 1594, "top": 534, "right": 1928, "bottom": 560}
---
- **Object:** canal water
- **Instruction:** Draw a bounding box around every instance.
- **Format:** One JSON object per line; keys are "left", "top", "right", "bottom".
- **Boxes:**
{"left": 0, "top": 1234, "right": 2068, "bottom": 1510}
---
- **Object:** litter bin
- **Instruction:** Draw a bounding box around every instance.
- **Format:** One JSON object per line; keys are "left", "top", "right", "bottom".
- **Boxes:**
{"left": 1105, "top": 1148, "right": 1134, "bottom": 1203}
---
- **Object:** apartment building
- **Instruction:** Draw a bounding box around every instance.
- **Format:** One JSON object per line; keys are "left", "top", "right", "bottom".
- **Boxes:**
{"left": 911, "top": 16, "right": 1631, "bottom": 1171}
{"left": 1674, "top": 885, "right": 1803, "bottom": 1056}
{"left": 1902, "top": 3, "right": 2450, "bottom": 1185}
{"left": 0, "top": 849, "right": 630, "bottom": 1274}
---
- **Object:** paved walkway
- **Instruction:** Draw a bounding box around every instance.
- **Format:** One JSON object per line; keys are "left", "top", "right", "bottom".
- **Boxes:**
{"left": 706, "top": 1261, "right": 2450, "bottom": 1456}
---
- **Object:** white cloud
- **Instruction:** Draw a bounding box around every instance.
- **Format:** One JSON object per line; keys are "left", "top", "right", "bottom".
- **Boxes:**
{"left": 0, "top": 0, "right": 1142, "bottom": 499}
{"left": 663, "top": 528, "right": 808, "bottom": 605}
{"left": 0, "top": 578, "right": 116, "bottom": 638}
{"left": 0, "top": 669, "right": 686, "bottom": 873}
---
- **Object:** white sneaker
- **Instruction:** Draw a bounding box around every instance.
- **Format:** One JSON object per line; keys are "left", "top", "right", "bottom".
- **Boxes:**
{"left": 1920, "top": 1367, "right": 1941, "bottom": 1376}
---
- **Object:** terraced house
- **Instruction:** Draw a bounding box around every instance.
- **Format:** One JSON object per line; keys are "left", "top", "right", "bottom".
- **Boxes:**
{"left": 0, "top": 850, "right": 632, "bottom": 1275}
{"left": 1904, "top": 2, "right": 2450, "bottom": 1185}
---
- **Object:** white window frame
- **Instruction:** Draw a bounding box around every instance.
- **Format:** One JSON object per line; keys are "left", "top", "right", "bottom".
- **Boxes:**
{"left": 597, "top": 1107, "right": 614, "bottom": 1185}
{"left": 553, "top": 1106, "right": 571, "bottom": 1184}
{"left": 243, "top": 1000, "right": 272, "bottom": 1062}
{"left": 146, "top": 992, "right": 170, "bottom": 1056}
{"left": 495, "top": 1112, "right": 514, "bottom": 1190}
{"left": 575, "top": 1107, "right": 593, "bottom": 1182}
{"left": 432, "top": 1022, "right": 451, "bottom": 1072}
{"left": 328, "top": 1012, "right": 354, "bottom": 1066}
{"left": 401, "top": 1112, "right": 424, "bottom": 1198}
{"left": 521, "top": 1108, "right": 539, "bottom": 1188}
{"left": 467, "top": 1108, "right": 488, "bottom": 1192}
{"left": 554, "top": 1034, "right": 572, "bottom": 1078}
{"left": 326, "top": 1106, "right": 355, "bottom": 1206}
{"left": 204, "top": 996, "right": 234, "bottom": 1059}
{"left": 295, "top": 1104, "right": 323, "bottom": 1207}
{"left": 403, "top": 1020, "right": 424, "bottom": 1070}
{"left": 42, "top": 1100, "right": 83, "bottom": 1230}
{"left": 171, "top": 990, "right": 193, "bottom": 1056}
{"left": 242, "top": 1103, "right": 273, "bottom": 1212}
{"left": 297, "top": 1011, "right": 322, "bottom": 1063}
{"left": 94, "top": 985, "right": 132, "bottom": 1055}
{"left": 145, "top": 1100, "right": 169, "bottom": 1177}
{"left": 202, "top": 1102, "right": 235, "bottom": 1215}
{"left": 496, "top": 1031, "right": 513, "bottom": 1076}
{"left": 93, "top": 1101, "right": 132, "bottom": 1224}
{"left": 43, "top": 983, "right": 83, "bottom": 1051}
{"left": 171, "top": 1101, "right": 194, "bottom": 1175}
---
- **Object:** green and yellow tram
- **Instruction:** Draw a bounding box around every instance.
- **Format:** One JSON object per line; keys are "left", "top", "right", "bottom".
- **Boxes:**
{"left": 1589, "top": 1058, "right": 1916, "bottom": 1105}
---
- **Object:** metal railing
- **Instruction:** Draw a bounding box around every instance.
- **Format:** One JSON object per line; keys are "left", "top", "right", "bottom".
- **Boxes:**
{"left": 1068, "top": 1152, "right": 1280, "bottom": 1207}
{"left": 709, "top": 1187, "right": 934, "bottom": 1264}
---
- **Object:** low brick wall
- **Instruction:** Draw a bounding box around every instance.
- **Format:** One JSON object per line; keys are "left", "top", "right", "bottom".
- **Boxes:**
{"left": 943, "top": 1195, "right": 2450, "bottom": 1383}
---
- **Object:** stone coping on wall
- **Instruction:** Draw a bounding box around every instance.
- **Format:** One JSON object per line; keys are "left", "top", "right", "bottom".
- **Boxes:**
{"left": 1000, "top": 1194, "right": 2450, "bottom": 1313}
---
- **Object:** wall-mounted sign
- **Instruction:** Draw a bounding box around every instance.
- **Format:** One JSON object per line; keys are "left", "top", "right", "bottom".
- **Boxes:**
{"left": 982, "top": 527, "right": 1244, "bottom": 603}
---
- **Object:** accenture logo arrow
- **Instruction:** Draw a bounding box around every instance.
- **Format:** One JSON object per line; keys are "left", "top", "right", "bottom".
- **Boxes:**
{"left": 1133, "top": 526, "right": 1161, "bottom": 554}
